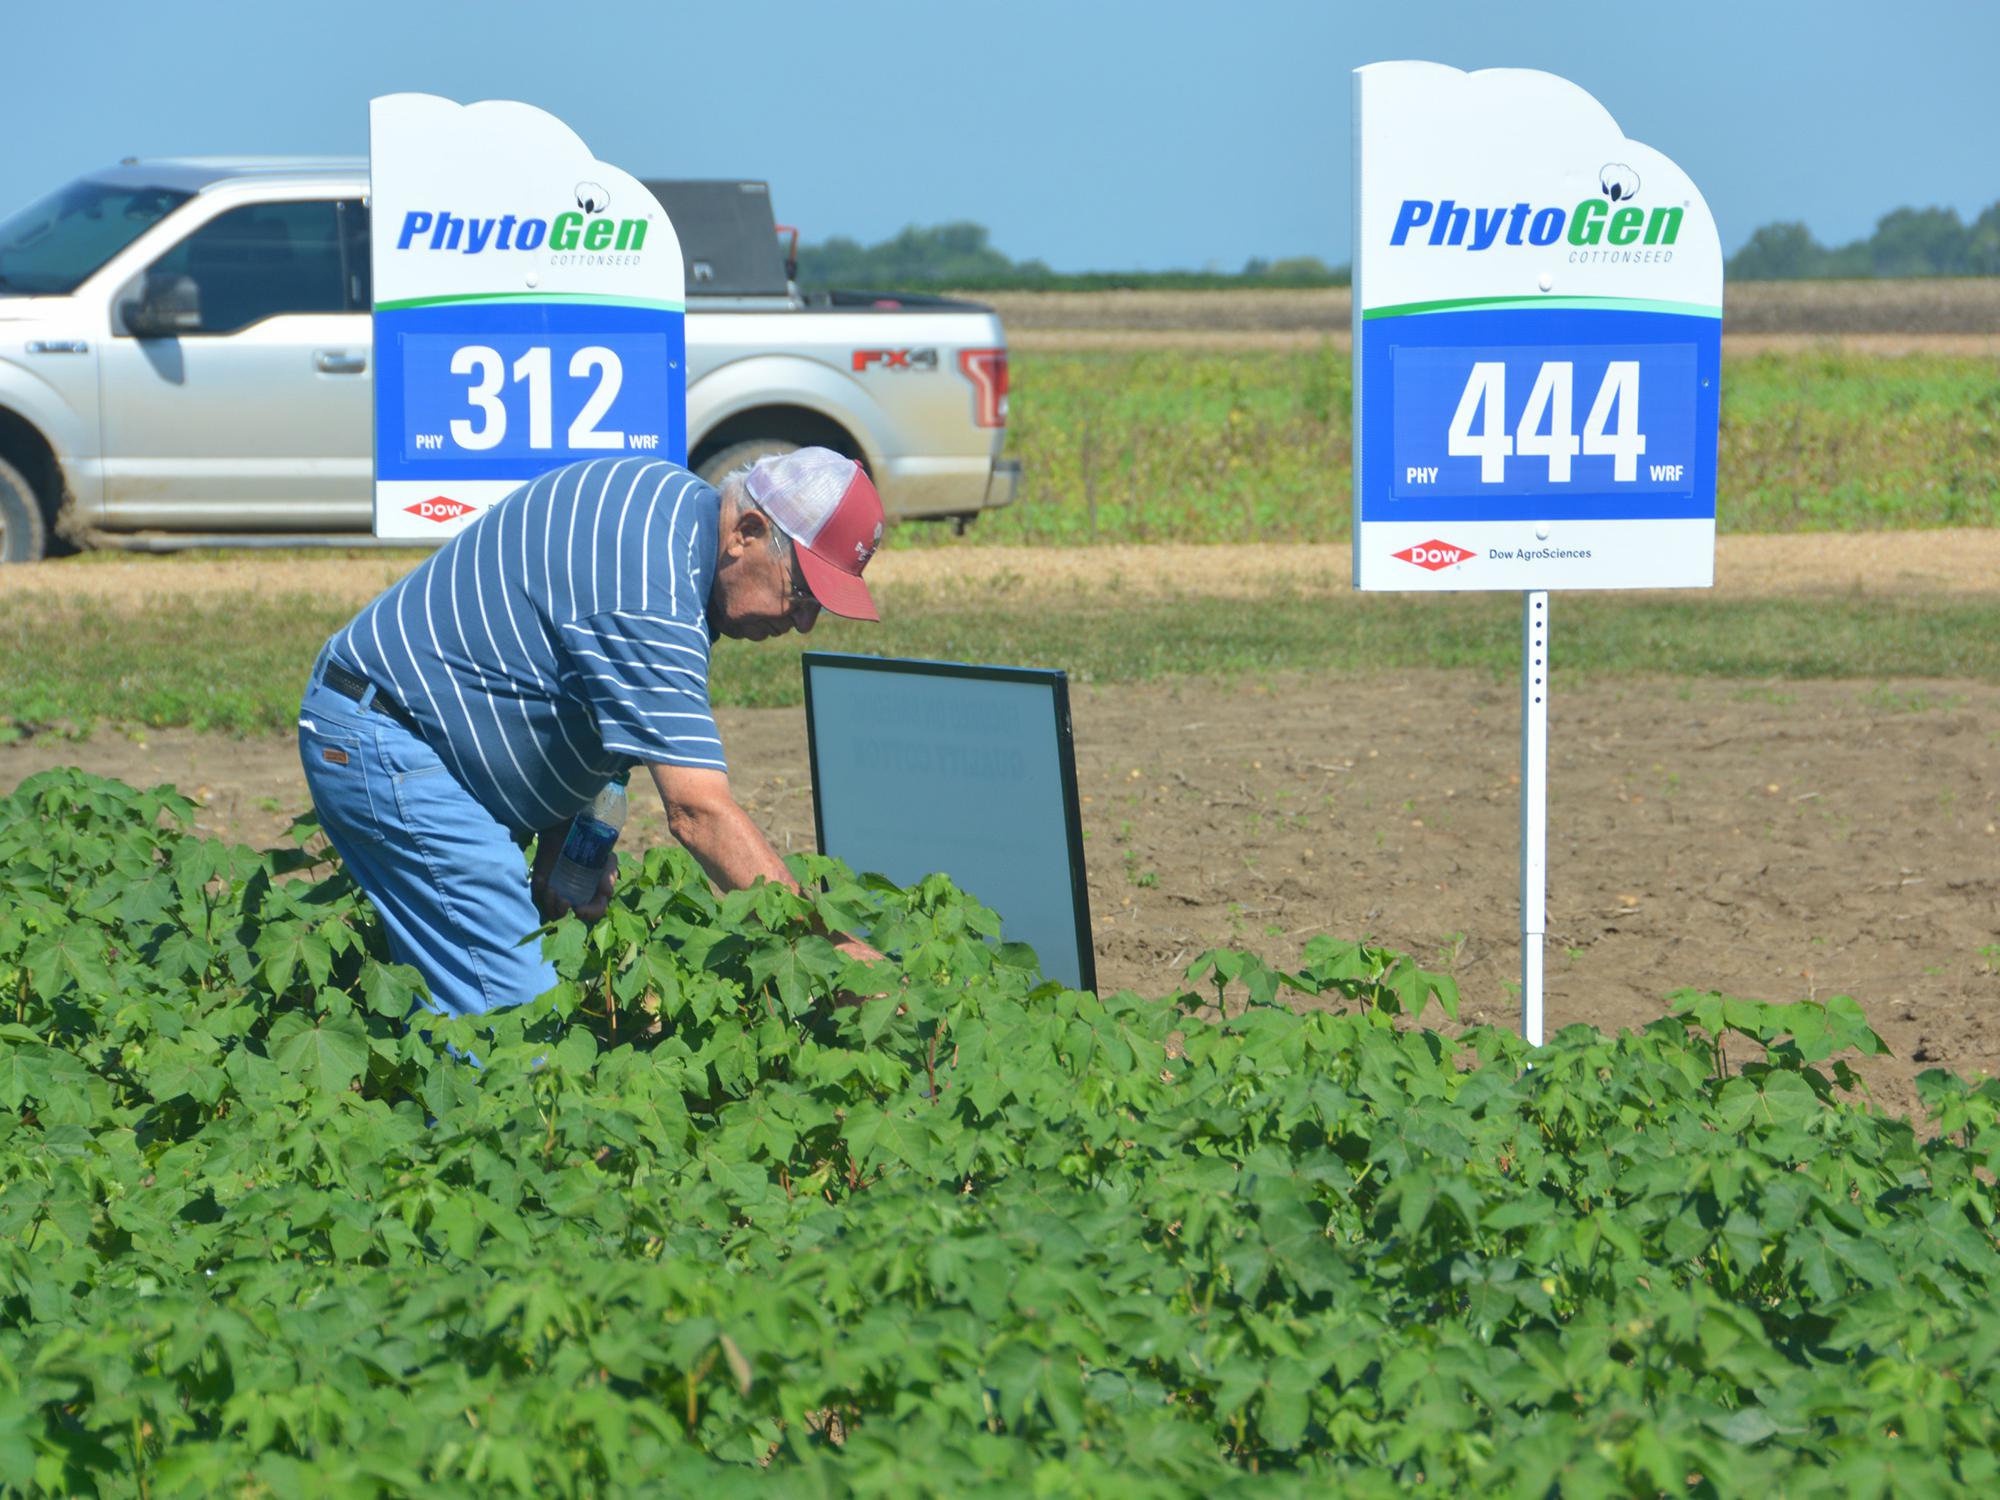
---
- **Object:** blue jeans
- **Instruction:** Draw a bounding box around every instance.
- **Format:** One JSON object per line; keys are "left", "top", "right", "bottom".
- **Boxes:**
{"left": 297, "top": 657, "right": 557, "bottom": 1018}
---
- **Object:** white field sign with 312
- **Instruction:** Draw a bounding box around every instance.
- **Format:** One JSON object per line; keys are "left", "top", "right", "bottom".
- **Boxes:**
{"left": 369, "top": 93, "right": 687, "bottom": 540}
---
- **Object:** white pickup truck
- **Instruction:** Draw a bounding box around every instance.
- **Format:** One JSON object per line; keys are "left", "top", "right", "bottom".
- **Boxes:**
{"left": 0, "top": 160, "right": 1019, "bottom": 562}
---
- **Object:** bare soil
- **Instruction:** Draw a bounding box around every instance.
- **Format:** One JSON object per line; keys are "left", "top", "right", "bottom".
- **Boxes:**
{"left": 7, "top": 534, "right": 1998, "bottom": 1116}
{"left": 13, "top": 530, "right": 2000, "bottom": 609}
{"left": 6, "top": 672, "right": 1996, "bottom": 1117}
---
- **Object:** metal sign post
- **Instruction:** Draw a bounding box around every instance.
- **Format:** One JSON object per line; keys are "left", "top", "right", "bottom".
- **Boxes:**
{"left": 368, "top": 94, "right": 686, "bottom": 542}
{"left": 1351, "top": 63, "right": 1723, "bottom": 1042}
{"left": 1521, "top": 591, "right": 1548, "bottom": 1042}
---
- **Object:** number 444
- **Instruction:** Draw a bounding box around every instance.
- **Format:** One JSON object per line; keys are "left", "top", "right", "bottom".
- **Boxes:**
{"left": 1447, "top": 360, "right": 1646, "bottom": 484}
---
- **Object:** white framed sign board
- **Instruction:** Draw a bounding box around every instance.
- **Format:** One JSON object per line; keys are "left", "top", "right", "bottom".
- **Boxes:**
{"left": 1352, "top": 63, "right": 1723, "bottom": 1041}
{"left": 802, "top": 654, "right": 1097, "bottom": 993}
{"left": 369, "top": 94, "right": 686, "bottom": 540}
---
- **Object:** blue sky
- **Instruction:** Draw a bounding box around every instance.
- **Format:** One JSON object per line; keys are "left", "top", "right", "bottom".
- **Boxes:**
{"left": 5, "top": 0, "right": 1995, "bottom": 271}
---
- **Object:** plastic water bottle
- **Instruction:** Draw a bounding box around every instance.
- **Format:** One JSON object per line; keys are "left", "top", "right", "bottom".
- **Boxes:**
{"left": 549, "top": 778, "right": 627, "bottom": 910}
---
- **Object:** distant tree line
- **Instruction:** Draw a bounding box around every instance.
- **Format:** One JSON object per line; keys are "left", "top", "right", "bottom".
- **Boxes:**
{"left": 796, "top": 221, "right": 1348, "bottom": 291}
{"left": 1729, "top": 202, "right": 2000, "bottom": 279}
{"left": 798, "top": 207, "right": 2000, "bottom": 290}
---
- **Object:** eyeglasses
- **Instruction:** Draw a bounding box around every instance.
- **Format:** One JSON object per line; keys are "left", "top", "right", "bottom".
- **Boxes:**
{"left": 767, "top": 517, "right": 816, "bottom": 612}
{"left": 785, "top": 553, "right": 814, "bottom": 611}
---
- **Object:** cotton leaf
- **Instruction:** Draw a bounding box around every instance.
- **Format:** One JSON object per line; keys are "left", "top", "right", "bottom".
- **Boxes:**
{"left": 269, "top": 1013, "right": 370, "bottom": 1094}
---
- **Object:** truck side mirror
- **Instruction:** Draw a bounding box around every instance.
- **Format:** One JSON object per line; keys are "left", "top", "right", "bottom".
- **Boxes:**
{"left": 121, "top": 273, "right": 203, "bottom": 338}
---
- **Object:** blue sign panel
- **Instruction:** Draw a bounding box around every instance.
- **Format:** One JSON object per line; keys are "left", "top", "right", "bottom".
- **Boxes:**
{"left": 1391, "top": 341, "right": 1697, "bottom": 500}
{"left": 374, "top": 301, "right": 686, "bottom": 484}
{"left": 1359, "top": 305, "right": 1719, "bottom": 525}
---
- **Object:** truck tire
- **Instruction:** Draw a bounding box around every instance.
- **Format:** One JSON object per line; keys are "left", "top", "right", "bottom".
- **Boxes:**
{"left": 0, "top": 453, "right": 48, "bottom": 564}
{"left": 696, "top": 439, "right": 799, "bottom": 491}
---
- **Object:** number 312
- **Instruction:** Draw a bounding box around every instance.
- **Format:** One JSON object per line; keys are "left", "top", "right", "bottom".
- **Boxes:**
{"left": 448, "top": 345, "right": 625, "bottom": 452}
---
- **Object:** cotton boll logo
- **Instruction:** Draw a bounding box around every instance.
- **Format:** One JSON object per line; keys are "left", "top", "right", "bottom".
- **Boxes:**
{"left": 574, "top": 181, "right": 610, "bottom": 214}
{"left": 1599, "top": 164, "right": 1641, "bottom": 202}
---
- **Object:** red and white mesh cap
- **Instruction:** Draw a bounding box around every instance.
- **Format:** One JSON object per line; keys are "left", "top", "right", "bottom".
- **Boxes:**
{"left": 744, "top": 447, "right": 885, "bottom": 621}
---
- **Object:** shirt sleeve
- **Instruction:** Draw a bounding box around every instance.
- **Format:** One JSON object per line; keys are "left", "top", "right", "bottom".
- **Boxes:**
{"left": 557, "top": 611, "right": 727, "bottom": 771}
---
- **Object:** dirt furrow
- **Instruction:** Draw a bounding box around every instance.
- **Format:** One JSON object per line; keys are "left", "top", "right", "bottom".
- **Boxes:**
{"left": 8, "top": 529, "right": 1998, "bottom": 612}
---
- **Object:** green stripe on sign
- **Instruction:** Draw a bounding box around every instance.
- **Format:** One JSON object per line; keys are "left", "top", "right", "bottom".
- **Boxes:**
{"left": 374, "top": 291, "right": 687, "bottom": 313}
{"left": 1363, "top": 294, "right": 1723, "bottom": 320}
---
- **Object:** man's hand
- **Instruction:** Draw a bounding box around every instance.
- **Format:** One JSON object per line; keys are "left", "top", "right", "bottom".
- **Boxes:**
{"left": 650, "top": 763, "right": 798, "bottom": 892}
{"left": 531, "top": 834, "right": 620, "bottom": 924}
{"left": 831, "top": 933, "right": 890, "bottom": 1008}
{"left": 834, "top": 934, "right": 885, "bottom": 965}
{"left": 646, "top": 765, "right": 890, "bottom": 1004}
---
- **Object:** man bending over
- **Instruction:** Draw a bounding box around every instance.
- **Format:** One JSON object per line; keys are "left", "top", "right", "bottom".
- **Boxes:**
{"left": 297, "top": 448, "right": 885, "bottom": 1016}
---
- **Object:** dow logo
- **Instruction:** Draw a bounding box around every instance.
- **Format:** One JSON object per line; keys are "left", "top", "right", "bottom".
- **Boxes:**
{"left": 1393, "top": 539, "right": 1474, "bottom": 571}
{"left": 406, "top": 497, "right": 477, "bottom": 523}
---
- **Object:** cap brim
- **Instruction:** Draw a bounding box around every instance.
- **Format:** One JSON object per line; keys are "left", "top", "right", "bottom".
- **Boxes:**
{"left": 796, "top": 545, "right": 879, "bottom": 622}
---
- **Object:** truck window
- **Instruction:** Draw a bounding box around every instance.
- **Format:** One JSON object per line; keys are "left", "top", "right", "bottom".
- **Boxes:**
{"left": 337, "top": 200, "right": 371, "bottom": 310}
{"left": 0, "top": 179, "right": 192, "bottom": 296}
{"left": 146, "top": 200, "right": 346, "bottom": 334}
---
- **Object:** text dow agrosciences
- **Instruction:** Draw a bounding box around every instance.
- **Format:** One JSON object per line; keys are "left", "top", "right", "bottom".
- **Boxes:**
{"left": 1390, "top": 198, "right": 1684, "bottom": 254}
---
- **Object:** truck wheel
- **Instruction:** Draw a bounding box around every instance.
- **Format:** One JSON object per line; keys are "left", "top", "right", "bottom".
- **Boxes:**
{"left": 696, "top": 439, "right": 799, "bottom": 491}
{"left": 0, "top": 454, "right": 48, "bottom": 564}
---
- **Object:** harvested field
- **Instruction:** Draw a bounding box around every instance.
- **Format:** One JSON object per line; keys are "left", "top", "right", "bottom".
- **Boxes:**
{"left": 980, "top": 287, "right": 1354, "bottom": 333}
{"left": 11, "top": 530, "right": 2000, "bottom": 611}
{"left": 1718, "top": 277, "right": 2000, "bottom": 335}
{"left": 978, "top": 278, "right": 2000, "bottom": 353}
{"left": 974, "top": 278, "right": 2000, "bottom": 335}
{"left": 1012, "top": 328, "right": 1345, "bottom": 353}
{"left": 1015, "top": 330, "right": 2000, "bottom": 357}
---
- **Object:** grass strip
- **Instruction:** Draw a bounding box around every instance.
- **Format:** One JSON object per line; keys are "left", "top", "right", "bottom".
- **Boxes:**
{"left": 6, "top": 588, "right": 1999, "bottom": 739}
{"left": 943, "top": 348, "right": 2000, "bottom": 546}
{"left": 21, "top": 348, "right": 2000, "bottom": 569}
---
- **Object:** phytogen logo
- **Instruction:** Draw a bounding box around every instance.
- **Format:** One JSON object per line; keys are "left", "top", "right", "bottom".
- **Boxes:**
{"left": 1599, "top": 163, "right": 1641, "bottom": 202}
{"left": 395, "top": 189, "right": 648, "bottom": 255}
{"left": 1389, "top": 169, "right": 1681, "bottom": 251}
{"left": 1393, "top": 540, "right": 1474, "bottom": 572}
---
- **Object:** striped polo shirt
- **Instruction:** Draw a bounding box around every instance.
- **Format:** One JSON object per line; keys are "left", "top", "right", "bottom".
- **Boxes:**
{"left": 328, "top": 457, "right": 724, "bottom": 840}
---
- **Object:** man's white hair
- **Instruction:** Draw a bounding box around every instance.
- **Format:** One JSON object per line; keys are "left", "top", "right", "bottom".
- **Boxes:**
{"left": 717, "top": 461, "right": 757, "bottom": 510}
{"left": 717, "top": 460, "right": 790, "bottom": 561}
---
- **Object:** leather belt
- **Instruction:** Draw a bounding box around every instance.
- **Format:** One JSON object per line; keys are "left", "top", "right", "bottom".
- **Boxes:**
{"left": 320, "top": 659, "right": 422, "bottom": 735}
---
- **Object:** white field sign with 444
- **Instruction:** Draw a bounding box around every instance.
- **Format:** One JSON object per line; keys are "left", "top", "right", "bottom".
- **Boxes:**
{"left": 1352, "top": 63, "right": 1722, "bottom": 591}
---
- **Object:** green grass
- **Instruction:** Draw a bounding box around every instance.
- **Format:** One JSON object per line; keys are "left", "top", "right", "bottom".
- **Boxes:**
{"left": 47, "top": 349, "right": 1991, "bottom": 566}
{"left": 53, "top": 545, "right": 436, "bottom": 566}
{"left": 930, "top": 348, "right": 2000, "bottom": 545}
{"left": 8, "top": 588, "right": 2000, "bottom": 738}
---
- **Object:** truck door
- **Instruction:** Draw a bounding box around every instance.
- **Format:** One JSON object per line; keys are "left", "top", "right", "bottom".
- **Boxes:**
{"left": 96, "top": 198, "right": 372, "bottom": 531}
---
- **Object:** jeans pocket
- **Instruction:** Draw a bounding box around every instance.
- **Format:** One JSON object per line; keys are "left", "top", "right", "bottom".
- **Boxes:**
{"left": 298, "top": 719, "right": 380, "bottom": 843}
{"left": 376, "top": 724, "right": 450, "bottom": 786}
